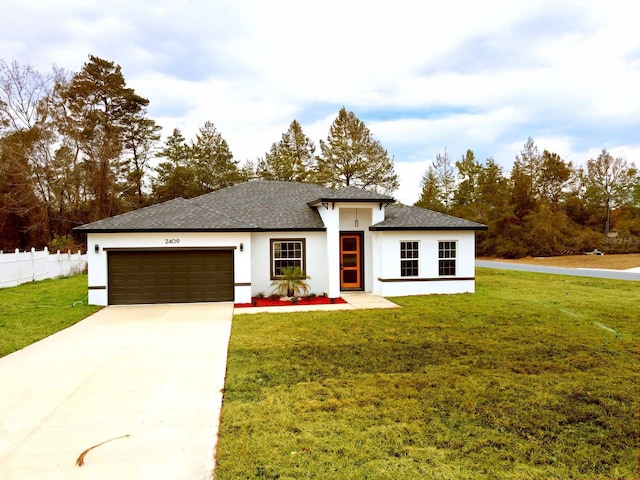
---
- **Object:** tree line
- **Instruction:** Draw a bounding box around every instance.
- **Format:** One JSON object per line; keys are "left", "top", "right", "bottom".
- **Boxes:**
{"left": 0, "top": 56, "right": 397, "bottom": 251}
{"left": 1, "top": 55, "right": 638, "bottom": 257}
{"left": 416, "top": 140, "right": 639, "bottom": 257}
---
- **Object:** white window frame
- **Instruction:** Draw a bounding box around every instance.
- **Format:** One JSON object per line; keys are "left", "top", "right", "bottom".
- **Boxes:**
{"left": 270, "top": 239, "right": 305, "bottom": 279}
{"left": 438, "top": 240, "right": 457, "bottom": 276}
{"left": 400, "top": 240, "right": 419, "bottom": 277}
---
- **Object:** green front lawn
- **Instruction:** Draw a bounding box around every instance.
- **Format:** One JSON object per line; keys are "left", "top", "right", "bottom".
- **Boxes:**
{"left": 0, "top": 274, "right": 101, "bottom": 357}
{"left": 216, "top": 269, "right": 639, "bottom": 479}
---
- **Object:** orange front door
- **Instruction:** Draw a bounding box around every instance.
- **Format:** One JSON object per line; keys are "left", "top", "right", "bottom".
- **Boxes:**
{"left": 340, "top": 233, "right": 362, "bottom": 290}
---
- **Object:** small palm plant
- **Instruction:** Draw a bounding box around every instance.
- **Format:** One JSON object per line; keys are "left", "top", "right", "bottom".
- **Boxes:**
{"left": 270, "top": 266, "right": 310, "bottom": 298}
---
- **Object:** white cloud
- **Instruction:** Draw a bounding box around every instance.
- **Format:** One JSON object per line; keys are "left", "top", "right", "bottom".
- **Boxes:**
{"left": 394, "top": 160, "right": 431, "bottom": 205}
{"left": 1, "top": 0, "right": 638, "bottom": 199}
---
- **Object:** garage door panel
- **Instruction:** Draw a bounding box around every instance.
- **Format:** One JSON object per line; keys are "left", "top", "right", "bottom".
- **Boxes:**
{"left": 108, "top": 250, "right": 234, "bottom": 305}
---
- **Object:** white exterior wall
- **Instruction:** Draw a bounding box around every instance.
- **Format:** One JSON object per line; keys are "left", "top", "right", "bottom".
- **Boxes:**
{"left": 316, "top": 206, "right": 340, "bottom": 297}
{"left": 84, "top": 211, "right": 479, "bottom": 305}
{"left": 86, "top": 231, "right": 251, "bottom": 306}
{"left": 250, "top": 231, "right": 328, "bottom": 297}
{"left": 372, "top": 230, "right": 477, "bottom": 297}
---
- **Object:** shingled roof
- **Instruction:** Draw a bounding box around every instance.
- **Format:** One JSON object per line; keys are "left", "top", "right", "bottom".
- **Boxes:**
{"left": 75, "top": 180, "right": 486, "bottom": 233}
{"left": 74, "top": 197, "right": 259, "bottom": 232}
{"left": 371, "top": 204, "right": 487, "bottom": 231}
{"left": 307, "top": 185, "right": 394, "bottom": 204}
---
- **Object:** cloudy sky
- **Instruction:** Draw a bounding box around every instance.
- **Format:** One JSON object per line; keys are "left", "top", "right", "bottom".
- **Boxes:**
{"left": 2, "top": 0, "right": 639, "bottom": 203}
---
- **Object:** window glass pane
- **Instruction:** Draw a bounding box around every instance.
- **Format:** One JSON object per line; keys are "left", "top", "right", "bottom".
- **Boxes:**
{"left": 272, "top": 240, "right": 304, "bottom": 277}
{"left": 401, "top": 259, "right": 418, "bottom": 277}
{"left": 342, "top": 237, "right": 357, "bottom": 251}
{"left": 400, "top": 242, "right": 419, "bottom": 276}
{"left": 282, "top": 243, "right": 298, "bottom": 258}
{"left": 343, "top": 270, "right": 358, "bottom": 283}
{"left": 438, "top": 241, "right": 456, "bottom": 259}
{"left": 438, "top": 242, "right": 456, "bottom": 275}
{"left": 439, "top": 259, "right": 456, "bottom": 276}
{"left": 274, "top": 259, "right": 301, "bottom": 276}
{"left": 275, "top": 242, "right": 302, "bottom": 259}
{"left": 343, "top": 254, "right": 357, "bottom": 267}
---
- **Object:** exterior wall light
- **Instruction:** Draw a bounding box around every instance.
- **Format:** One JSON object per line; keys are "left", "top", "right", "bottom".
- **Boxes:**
{"left": 239, "top": 243, "right": 244, "bottom": 252}
{"left": 94, "top": 244, "right": 100, "bottom": 253}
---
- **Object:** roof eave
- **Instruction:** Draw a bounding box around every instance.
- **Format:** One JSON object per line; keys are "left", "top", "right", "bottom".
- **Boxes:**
{"left": 307, "top": 197, "right": 395, "bottom": 207}
{"left": 369, "top": 225, "right": 488, "bottom": 231}
{"left": 257, "top": 227, "right": 326, "bottom": 232}
{"left": 74, "top": 227, "right": 327, "bottom": 234}
{"left": 73, "top": 227, "right": 261, "bottom": 234}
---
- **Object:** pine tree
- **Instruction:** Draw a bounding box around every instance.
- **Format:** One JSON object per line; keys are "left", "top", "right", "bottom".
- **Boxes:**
{"left": 415, "top": 148, "right": 455, "bottom": 213}
{"left": 256, "top": 119, "right": 315, "bottom": 182}
{"left": 121, "top": 110, "right": 161, "bottom": 207}
{"left": 453, "top": 149, "right": 481, "bottom": 207}
{"left": 415, "top": 168, "right": 444, "bottom": 211}
{"left": 239, "top": 159, "right": 256, "bottom": 182}
{"left": 153, "top": 128, "right": 197, "bottom": 201}
{"left": 538, "top": 150, "right": 572, "bottom": 207}
{"left": 510, "top": 137, "right": 542, "bottom": 218}
{"left": 58, "top": 55, "right": 149, "bottom": 220}
{"left": 192, "top": 120, "right": 239, "bottom": 193}
{"left": 315, "top": 107, "right": 398, "bottom": 194}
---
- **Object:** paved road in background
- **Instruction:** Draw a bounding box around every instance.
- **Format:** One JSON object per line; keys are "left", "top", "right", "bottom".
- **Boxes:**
{"left": 477, "top": 260, "right": 640, "bottom": 282}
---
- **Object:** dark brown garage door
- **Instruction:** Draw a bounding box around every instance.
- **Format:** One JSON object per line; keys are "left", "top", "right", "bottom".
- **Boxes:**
{"left": 108, "top": 250, "right": 234, "bottom": 305}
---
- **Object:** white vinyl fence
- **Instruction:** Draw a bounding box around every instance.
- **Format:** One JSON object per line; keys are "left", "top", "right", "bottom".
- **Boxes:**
{"left": 0, "top": 248, "right": 87, "bottom": 289}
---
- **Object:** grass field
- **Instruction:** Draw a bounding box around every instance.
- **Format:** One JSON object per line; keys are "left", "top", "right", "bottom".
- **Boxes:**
{"left": 0, "top": 275, "right": 101, "bottom": 357}
{"left": 216, "top": 268, "right": 639, "bottom": 479}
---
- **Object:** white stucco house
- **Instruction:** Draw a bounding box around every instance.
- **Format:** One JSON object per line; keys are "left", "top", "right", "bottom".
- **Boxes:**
{"left": 74, "top": 180, "right": 487, "bottom": 305}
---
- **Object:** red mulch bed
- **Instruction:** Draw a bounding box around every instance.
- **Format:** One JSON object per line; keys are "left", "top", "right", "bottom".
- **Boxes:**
{"left": 234, "top": 296, "right": 347, "bottom": 308}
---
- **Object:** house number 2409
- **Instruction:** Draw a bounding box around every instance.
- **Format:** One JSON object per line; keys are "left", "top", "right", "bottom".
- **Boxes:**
{"left": 165, "top": 238, "right": 180, "bottom": 244}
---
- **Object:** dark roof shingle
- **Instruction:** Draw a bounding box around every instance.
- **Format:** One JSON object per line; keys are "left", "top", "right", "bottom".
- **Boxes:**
{"left": 307, "top": 185, "right": 394, "bottom": 204}
{"left": 189, "top": 181, "right": 330, "bottom": 230}
{"left": 75, "top": 181, "right": 486, "bottom": 232}
{"left": 74, "top": 197, "right": 258, "bottom": 232}
{"left": 371, "top": 204, "right": 487, "bottom": 230}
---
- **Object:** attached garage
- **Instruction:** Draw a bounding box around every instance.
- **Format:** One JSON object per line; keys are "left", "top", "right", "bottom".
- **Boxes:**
{"left": 107, "top": 249, "right": 234, "bottom": 305}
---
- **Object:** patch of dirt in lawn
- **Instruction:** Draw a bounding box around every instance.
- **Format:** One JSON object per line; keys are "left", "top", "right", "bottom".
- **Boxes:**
{"left": 480, "top": 253, "right": 640, "bottom": 270}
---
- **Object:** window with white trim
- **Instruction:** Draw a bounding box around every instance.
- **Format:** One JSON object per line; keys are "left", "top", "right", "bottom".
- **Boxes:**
{"left": 400, "top": 241, "right": 419, "bottom": 277}
{"left": 438, "top": 241, "right": 456, "bottom": 276}
{"left": 271, "top": 239, "right": 305, "bottom": 278}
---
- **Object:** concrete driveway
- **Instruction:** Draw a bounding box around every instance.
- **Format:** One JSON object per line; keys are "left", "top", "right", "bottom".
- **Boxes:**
{"left": 0, "top": 303, "right": 233, "bottom": 480}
